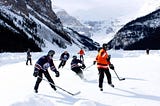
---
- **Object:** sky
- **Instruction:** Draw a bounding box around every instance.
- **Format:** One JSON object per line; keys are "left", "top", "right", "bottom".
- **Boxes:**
{"left": 53, "top": 0, "right": 151, "bottom": 20}
{"left": 1, "top": 49, "right": 160, "bottom": 106}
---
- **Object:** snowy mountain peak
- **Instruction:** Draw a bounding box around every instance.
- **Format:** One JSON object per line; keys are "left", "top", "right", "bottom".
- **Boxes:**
{"left": 0, "top": 0, "right": 99, "bottom": 52}
{"left": 52, "top": 5, "right": 93, "bottom": 37}
{"left": 107, "top": 8, "right": 160, "bottom": 50}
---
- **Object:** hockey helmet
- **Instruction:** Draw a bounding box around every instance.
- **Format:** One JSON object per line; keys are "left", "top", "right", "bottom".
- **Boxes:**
{"left": 48, "top": 50, "right": 55, "bottom": 57}
{"left": 102, "top": 43, "right": 108, "bottom": 50}
{"left": 72, "top": 55, "right": 77, "bottom": 59}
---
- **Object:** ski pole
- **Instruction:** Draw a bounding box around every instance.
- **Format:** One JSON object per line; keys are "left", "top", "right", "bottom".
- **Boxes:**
{"left": 113, "top": 69, "right": 125, "bottom": 81}
{"left": 37, "top": 76, "right": 80, "bottom": 96}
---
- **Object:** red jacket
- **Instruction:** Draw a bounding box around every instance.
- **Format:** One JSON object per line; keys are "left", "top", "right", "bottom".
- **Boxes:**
{"left": 96, "top": 48, "right": 110, "bottom": 69}
{"left": 78, "top": 49, "right": 85, "bottom": 55}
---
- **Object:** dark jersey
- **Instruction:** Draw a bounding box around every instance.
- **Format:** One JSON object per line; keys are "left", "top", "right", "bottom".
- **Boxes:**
{"left": 71, "top": 58, "right": 83, "bottom": 69}
{"left": 27, "top": 51, "right": 31, "bottom": 58}
{"left": 60, "top": 53, "right": 70, "bottom": 61}
{"left": 34, "top": 55, "right": 57, "bottom": 72}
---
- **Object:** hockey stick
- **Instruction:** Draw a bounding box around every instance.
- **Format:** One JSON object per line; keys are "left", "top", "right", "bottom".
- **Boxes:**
{"left": 113, "top": 69, "right": 125, "bottom": 81}
{"left": 37, "top": 76, "right": 80, "bottom": 96}
{"left": 83, "top": 64, "right": 94, "bottom": 71}
{"left": 53, "top": 59, "right": 60, "bottom": 61}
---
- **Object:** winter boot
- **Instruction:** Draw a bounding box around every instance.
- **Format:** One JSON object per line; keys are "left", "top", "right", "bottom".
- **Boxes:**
{"left": 100, "top": 88, "right": 103, "bottom": 91}
{"left": 34, "top": 89, "right": 38, "bottom": 93}
{"left": 109, "top": 84, "right": 114, "bottom": 88}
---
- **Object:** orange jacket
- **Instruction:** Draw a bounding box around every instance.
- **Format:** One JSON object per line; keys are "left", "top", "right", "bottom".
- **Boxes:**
{"left": 78, "top": 49, "right": 85, "bottom": 55}
{"left": 96, "top": 48, "right": 110, "bottom": 69}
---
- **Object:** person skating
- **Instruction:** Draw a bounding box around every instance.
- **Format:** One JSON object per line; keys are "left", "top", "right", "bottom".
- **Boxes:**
{"left": 26, "top": 48, "right": 32, "bottom": 65}
{"left": 58, "top": 51, "right": 70, "bottom": 69}
{"left": 93, "top": 43, "right": 115, "bottom": 91}
{"left": 33, "top": 50, "right": 60, "bottom": 93}
{"left": 78, "top": 48, "right": 85, "bottom": 61}
{"left": 71, "top": 55, "right": 86, "bottom": 79}
{"left": 146, "top": 48, "right": 150, "bottom": 55}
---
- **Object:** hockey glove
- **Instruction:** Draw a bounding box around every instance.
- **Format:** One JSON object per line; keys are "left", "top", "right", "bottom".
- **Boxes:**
{"left": 109, "top": 64, "right": 114, "bottom": 70}
{"left": 81, "top": 64, "right": 86, "bottom": 69}
{"left": 33, "top": 71, "right": 39, "bottom": 77}
{"left": 55, "top": 71, "right": 60, "bottom": 77}
{"left": 93, "top": 61, "right": 96, "bottom": 65}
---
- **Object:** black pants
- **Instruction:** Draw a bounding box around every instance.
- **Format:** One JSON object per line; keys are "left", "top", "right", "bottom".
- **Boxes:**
{"left": 71, "top": 67, "right": 84, "bottom": 79}
{"left": 34, "top": 70, "right": 56, "bottom": 91}
{"left": 58, "top": 60, "right": 67, "bottom": 68}
{"left": 26, "top": 58, "right": 32, "bottom": 65}
{"left": 80, "top": 55, "right": 84, "bottom": 61}
{"left": 98, "top": 68, "right": 112, "bottom": 88}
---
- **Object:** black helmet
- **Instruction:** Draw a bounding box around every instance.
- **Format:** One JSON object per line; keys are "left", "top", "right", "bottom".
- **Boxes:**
{"left": 48, "top": 50, "right": 55, "bottom": 57}
{"left": 102, "top": 43, "right": 108, "bottom": 50}
{"left": 102, "top": 43, "right": 107, "bottom": 48}
{"left": 72, "top": 55, "right": 77, "bottom": 59}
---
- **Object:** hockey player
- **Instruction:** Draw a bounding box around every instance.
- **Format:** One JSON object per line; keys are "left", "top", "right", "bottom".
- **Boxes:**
{"left": 71, "top": 55, "right": 86, "bottom": 79}
{"left": 58, "top": 51, "right": 70, "bottom": 69}
{"left": 93, "top": 43, "right": 115, "bottom": 91}
{"left": 33, "top": 50, "right": 60, "bottom": 93}
{"left": 26, "top": 48, "right": 32, "bottom": 65}
{"left": 78, "top": 48, "right": 85, "bottom": 61}
{"left": 146, "top": 48, "right": 150, "bottom": 55}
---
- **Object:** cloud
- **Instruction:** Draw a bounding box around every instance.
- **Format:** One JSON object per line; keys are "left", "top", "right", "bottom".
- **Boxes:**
{"left": 53, "top": 0, "right": 149, "bottom": 20}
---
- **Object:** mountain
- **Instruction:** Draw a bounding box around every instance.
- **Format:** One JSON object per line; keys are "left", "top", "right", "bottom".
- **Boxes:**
{"left": 53, "top": 0, "right": 160, "bottom": 48}
{"left": 0, "top": 0, "right": 99, "bottom": 52}
{"left": 83, "top": 19, "right": 122, "bottom": 44}
{"left": 52, "top": 6, "right": 99, "bottom": 50}
{"left": 107, "top": 8, "right": 160, "bottom": 50}
{"left": 52, "top": 6, "right": 92, "bottom": 37}
{"left": 51, "top": 1, "right": 125, "bottom": 46}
